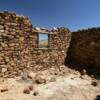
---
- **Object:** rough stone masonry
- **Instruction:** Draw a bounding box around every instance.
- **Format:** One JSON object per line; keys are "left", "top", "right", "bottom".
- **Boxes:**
{"left": 66, "top": 28, "right": 100, "bottom": 70}
{"left": 0, "top": 11, "right": 71, "bottom": 77}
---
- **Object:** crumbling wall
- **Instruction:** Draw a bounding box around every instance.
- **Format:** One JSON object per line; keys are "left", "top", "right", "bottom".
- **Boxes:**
{"left": 29, "top": 28, "right": 71, "bottom": 71}
{"left": 0, "top": 12, "right": 71, "bottom": 77}
{"left": 66, "top": 28, "right": 100, "bottom": 69}
{"left": 0, "top": 11, "right": 32, "bottom": 77}
{"left": 49, "top": 28, "right": 70, "bottom": 49}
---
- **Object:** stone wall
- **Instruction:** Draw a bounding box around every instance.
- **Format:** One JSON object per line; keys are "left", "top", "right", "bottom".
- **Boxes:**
{"left": 66, "top": 28, "right": 100, "bottom": 69}
{"left": 29, "top": 28, "right": 71, "bottom": 71}
{"left": 0, "top": 11, "right": 71, "bottom": 77}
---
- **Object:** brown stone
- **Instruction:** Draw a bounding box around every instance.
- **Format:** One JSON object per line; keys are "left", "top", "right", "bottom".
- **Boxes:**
{"left": 28, "top": 85, "right": 33, "bottom": 91}
{"left": 35, "top": 75, "right": 46, "bottom": 84}
{"left": 23, "top": 88, "right": 30, "bottom": 94}
{"left": 91, "top": 81, "right": 98, "bottom": 87}
{"left": 27, "top": 72, "right": 36, "bottom": 79}
{"left": 49, "top": 77, "right": 56, "bottom": 82}
{"left": 1, "top": 68, "right": 7, "bottom": 73}
{"left": 33, "top": 91, "right": 38, "bottom": 96}
{"left": 1, "top": 87, "right": 8, "bottom": 92}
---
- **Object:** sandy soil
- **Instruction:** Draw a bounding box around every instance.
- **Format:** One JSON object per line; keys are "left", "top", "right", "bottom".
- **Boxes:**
{"left": 0, "top": 70, "right": 100, "bottom": 100}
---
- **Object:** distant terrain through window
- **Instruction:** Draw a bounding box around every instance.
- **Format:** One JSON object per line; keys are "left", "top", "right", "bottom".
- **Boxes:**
{"left": 38, "top": 33, "right": 49, "bottom": 48}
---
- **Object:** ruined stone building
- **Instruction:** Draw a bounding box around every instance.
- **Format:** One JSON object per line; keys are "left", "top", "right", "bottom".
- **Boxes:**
{"left": 1, "top": 11, "right": 100, "bottom": 78}
{"left": 0, "top": 11, "right": 71, "bottom": 77}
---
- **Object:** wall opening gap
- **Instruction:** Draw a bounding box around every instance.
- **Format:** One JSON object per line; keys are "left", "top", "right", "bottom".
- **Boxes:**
{"left": 38, "top": 33, "right": 49, "bottom": 48}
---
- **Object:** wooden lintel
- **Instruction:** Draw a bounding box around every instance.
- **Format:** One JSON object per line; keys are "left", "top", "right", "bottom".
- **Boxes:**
{"left": 32, "top": 29, "right": 57, "bottom": 34}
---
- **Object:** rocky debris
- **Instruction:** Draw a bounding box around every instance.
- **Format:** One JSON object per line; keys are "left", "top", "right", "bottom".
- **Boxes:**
{"left": 1, "top": 68, "right": 7, "bottom": 73}
{"left": 23, "top": 85, "right": 33, "bottom": 94}
{"left": 80, "top": 69, "right": 87, "bottom": 75}
{"left": 0, "top": 73, "right": 99, "bottom": 100}
{"left": 79, "top": 75, "right": 85, "bottom": 79}
{"left": 33, "top": 91, "right": 39, "bottom": 96}
{"left": 49, "top": 77, "right": 56, "bottom": 82}
{"left": 91, "top": 81, "right": 98, "bottom": 87}
{"left": 27, "top": 72, "right": 36, "bottom": 79}
{"left": 94, "top": 95, "right": 100, "bottom": 100}
{"left": 70, "top": 77, "right": 74, "bottom": 80}
{"left": 0, "top": 87, "right": 8, "bottom": 92}
{"left": 34, "top": 74, "right": 46, "bottom": 84}
{"left": 23, "top": 88, "right": 30, "bottom": 94}
{"left": 49, "top": 67, "right": 59, "bottom": 75}
{"left": 0, "top": 78, "right": 5, "bottom": 83}
{"left": 21, "top": 72, "right": 28, "bottom": 80}
{"left": 28, "top": 85, "right": 33, "bottom": 91}
{"left": 54, "top": 72, "right": 58, "bottom": 75}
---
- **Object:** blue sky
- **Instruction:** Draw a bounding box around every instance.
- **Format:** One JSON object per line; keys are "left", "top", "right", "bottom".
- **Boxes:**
{"left": 39, "top": 33, "right": 48, "bottom": 41}
{"left": 0, "top": 0, "right": 100, "bottom": 31}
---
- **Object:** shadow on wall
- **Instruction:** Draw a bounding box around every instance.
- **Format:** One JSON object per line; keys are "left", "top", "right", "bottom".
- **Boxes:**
{"left": 64, "top": 28, "right": 100, "bottom": 79}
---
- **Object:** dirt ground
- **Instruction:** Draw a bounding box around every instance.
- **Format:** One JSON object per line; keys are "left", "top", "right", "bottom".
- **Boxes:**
{"left": 0, "top": 67, "right": 100, "bottom": 100}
